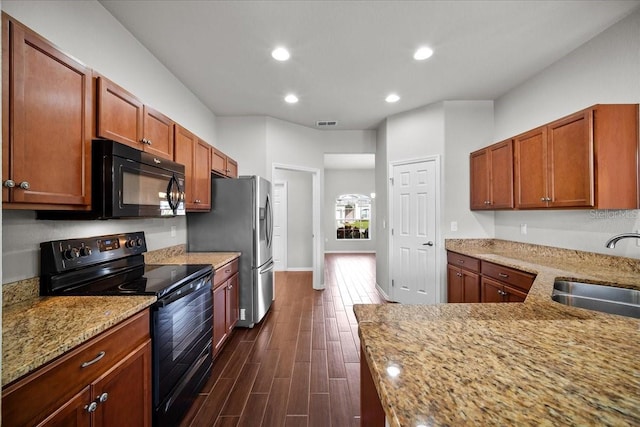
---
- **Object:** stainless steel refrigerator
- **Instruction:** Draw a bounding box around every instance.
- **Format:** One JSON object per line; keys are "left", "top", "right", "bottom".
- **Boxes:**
{"left": 187, "top": 176, "right": 274, "bottom": 328}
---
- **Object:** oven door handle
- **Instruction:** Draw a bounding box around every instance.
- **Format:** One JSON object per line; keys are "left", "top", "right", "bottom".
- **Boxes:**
{"left": 156, "top": 274, "right": 212, "bottom": 307}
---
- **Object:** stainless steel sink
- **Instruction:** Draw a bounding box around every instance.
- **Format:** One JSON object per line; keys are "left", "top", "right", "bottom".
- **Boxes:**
{"left": 552, "top": 280, "right": 640, "bottom": 318}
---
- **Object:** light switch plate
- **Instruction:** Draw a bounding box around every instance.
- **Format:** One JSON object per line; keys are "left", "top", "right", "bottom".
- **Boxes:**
{"left": 451, "top": 221, "right": 458, "bottom": 232}
{"left": 520, "top": 224, "right": 527, "bottom": 235}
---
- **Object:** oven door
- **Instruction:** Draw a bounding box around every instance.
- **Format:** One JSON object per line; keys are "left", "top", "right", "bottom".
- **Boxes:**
{"left": 152, "top": 273, "right": 212, "bottom": 426}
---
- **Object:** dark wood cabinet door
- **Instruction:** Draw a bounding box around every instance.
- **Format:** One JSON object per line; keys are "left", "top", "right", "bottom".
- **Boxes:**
{"left": 213, "top": 283, "right": 228, "bottom": 356}
{"left": 226, "top": 157, "right": 238, "bottom": 178}
{"left": 174, "top": 125, "right": 197, "bottom": 208}
{"left": 36, "top": 386, "right": 91, "bottom": 427}
{"left": 514, "top": 126, "right": 547, "bottom": 209}
{"left": 488, "top": 140, "right": 514, "bottom": 209}
{"left": 547, "top": 110, "right": 594, "bottom": 208}
{"left": 142, "top": 105, "right": 174, "bottom": 160}
{"left": 8, "top": 17, "right": 92, "bottom": 206}
{"left": 503, "top": 284, "right": 527, "bottom": 303}
{"left": 470, "top": 149, "right": 490, "bottom": 210}
{"left": 92, "top": 341, "right": 151, "bottom": 427}
{"left": 193, "top": 139, "right": 212, "bottom": 210}
{"left": 226, "top": 273, "right": 239, "bottom": 332}
{"left": 447, "top": 264, "right": 464, "bottom": 303}
{"left": 462, "top": 270, "right": 480, "bottom": 303}
{"left": 97, "top": 76, "right": 143, "bottom": 150}
{"left": 481, "top": 277, "right": 504, "bottom": 303}
{"left": 211, "top": 147, "right": 227, "bottom": 176}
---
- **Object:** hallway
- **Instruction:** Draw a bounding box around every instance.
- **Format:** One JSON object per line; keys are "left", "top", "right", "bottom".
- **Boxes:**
{"left": 182, "top": 253, "right": 386, "bottom": 427}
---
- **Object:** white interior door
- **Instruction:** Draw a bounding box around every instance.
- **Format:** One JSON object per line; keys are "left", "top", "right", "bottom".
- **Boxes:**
{"left": 272, "top": 181, "right": 288, "bottom": 271}
{"left": 391, "top": 158, "right": 439, "bottom": 304}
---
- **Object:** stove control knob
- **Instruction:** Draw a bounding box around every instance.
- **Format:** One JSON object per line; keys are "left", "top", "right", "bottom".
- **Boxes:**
{"left": 63, "top": 247, "right": 80, "bottom": 260}
{"left": 80, "top": 246, "right": 92, "bottom": 257}
{"left": 135, "top": 238, "right": 143, "bottom": 247}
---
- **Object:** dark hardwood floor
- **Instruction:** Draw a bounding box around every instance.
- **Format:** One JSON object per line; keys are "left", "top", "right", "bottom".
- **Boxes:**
{"left": 181, "top": 253, "right": 386, "bottom": 427}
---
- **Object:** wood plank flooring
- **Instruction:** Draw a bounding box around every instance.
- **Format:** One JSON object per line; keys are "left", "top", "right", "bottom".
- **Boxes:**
{"left": 181, "top": 253, "right": 386, "bottom": 427}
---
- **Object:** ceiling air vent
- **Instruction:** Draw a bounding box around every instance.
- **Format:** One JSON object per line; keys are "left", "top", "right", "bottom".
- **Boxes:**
{"left": 316, "top": 120, "right": 338, "bottom": 127}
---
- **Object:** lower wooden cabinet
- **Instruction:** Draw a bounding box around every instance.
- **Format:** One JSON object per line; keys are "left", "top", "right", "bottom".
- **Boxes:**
{"left": 446, "top": 251, "right": 535, "bottom": 304}
{"left": 213, "top": 258, "right": 240, "bottom": 357}
{"left": 447, "top": 252, "right": 481, "bottom": 303}
{"left": 2, "top": 310, "right": 151, "bottom": 427}
{"left": 481, "top": 277, "right": 528, "bottom": 303}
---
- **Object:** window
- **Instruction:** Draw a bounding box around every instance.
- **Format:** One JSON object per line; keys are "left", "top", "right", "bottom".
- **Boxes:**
{"left": 336, "top": 194, "right": 371, "bottom": 240}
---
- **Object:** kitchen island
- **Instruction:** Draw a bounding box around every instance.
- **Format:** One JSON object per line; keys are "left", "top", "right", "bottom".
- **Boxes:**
{"left": 356, "top": 239, "right": 640, "bottom": 426}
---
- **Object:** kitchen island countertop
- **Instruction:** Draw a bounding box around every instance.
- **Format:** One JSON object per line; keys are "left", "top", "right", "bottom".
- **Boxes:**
{"left": 355, "top": 239, "right": 640, "bottom": 426}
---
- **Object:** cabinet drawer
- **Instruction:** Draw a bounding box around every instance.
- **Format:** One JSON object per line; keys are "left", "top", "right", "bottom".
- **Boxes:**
{"left": 214, "top": 258, "right": 239, "bottom": 288}
{"left": 481, "top": 261, "right": 535, "bottom": 291}
{"left": 2, "top": 310, "right": 150, "bottom": 427}
{"left": 446, "top": 252, "right": 480, "bottom": 273}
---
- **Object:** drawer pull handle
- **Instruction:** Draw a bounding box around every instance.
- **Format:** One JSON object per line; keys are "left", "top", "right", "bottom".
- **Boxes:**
{"left": 81, "top": 351, "right": 106, "bottom": 368}
{"left": 457, "top": 260, "right": 464, "bottom": 264}
{"left": 498, "top": 273, "right": 509, "bottom": 278}
{"left": 225, "top": 269, "right": 231, "bottom": 273}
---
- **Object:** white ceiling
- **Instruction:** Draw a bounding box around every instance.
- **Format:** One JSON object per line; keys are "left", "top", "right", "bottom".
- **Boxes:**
{"left": 99, "top": 0, "right": 639, "bottom": 131}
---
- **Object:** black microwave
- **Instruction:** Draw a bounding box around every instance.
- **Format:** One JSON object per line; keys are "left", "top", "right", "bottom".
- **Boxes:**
{"left": 39, "top": 139, "right": 186, "bottom": 220}
{"left": 92, "top": 139, "right": 186, "bottom": 219}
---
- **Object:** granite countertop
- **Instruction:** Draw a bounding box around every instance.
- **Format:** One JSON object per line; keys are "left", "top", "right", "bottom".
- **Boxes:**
{"left": 155, "top": 252, "right": 240, "bottom": 270}
{"left": 2, "top": 295, "right": 156, "bottom": 386}
{"left": 355, "top": 239, "right": 640, "bottom": 426}
{"left": 2, "top": 245, "right": 241, "bottom": 387}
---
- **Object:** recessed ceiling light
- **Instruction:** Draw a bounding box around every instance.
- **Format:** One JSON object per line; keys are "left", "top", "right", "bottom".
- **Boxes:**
{"left": 271, "top": 47, "right": 290, "bottom": 61}
{"left": 414, "top": 46, "right": 434, "bottom": 61}
{"left": 385, "top": 93, "right": 400, "bottom": 103}
{"left": 284, "top": 94, "right": 298, "bottom": 104}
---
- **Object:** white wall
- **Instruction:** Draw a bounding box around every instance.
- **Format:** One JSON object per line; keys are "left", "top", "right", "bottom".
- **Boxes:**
{"left": 1, "top": 0, "right": 218, "bottom": 283}
{"left": 215, "top": 116, "right": 267, "bottom": 177}
{"left": 272, "top": 169, "right": 313, "bottom": 269}
{"left": 375, "top": 120, "right": 389, "bottom": 296}
{"left": 324, "top": 169, "right": 376, "bottom": 253}
{"left": 493, "top": 8, "right": 640, "bottom": 259}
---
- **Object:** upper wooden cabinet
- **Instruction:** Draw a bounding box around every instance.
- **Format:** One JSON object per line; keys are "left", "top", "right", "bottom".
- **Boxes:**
{"left": 211, "top": 147, "right": 238, "bottom": 178}
{"left": 470, "top": 140, "right": 514, "bottom": 210}
{"left": 514, "top": 105, "right": 638, "bottom": 210}
{"left": 96, "top": 76, "right": 174, "bottom": 160}
{"left": 175, "top": 125, "right": 211, "bottom": 211}
{"left": 2, "top": 14, "right": 92, "bottom": 209}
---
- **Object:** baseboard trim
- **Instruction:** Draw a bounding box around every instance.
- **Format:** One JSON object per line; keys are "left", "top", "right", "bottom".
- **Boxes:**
{"left": 324, "top": 250, "right": 376, "bottom": 254}
{"left": 286, "top": 267, "right": 313, "bottom": 272}
{"left": 375, "top": 283, "right": 392, "bottom": 302}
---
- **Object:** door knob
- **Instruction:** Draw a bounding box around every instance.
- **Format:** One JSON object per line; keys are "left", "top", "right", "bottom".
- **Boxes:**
{"left": 423, "top": 241, "right": 434, "bottom": 246}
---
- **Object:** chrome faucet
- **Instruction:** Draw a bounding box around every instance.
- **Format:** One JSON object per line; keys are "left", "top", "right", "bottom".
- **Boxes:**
{"left": 605, "top": 233, "right": 640, "bottom": 248}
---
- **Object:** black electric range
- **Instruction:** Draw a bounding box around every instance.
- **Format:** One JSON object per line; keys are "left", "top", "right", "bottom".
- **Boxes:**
{"left": 40, "top": 231, "right": 214, "bottom": 427}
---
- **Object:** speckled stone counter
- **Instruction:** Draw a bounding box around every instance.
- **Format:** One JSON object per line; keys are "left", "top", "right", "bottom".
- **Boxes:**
{"left": 2, "top": 295, "right": 155, "bottom": 386}
{"left": 2, "top": 245, "right": 239, "bottom": 387}
{"left": 355, "top": 239, "right": 640, "bottom": 426}
{"left": 157, "top": 252, "right": 241, "bottom": 270}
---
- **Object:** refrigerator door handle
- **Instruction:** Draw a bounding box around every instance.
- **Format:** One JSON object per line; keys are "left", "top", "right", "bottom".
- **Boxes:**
{"left": 265, "top": 193, "right": 273, "bottom": 249}
{"left": 260, "top": 259, "right": 275, "bottom": 273}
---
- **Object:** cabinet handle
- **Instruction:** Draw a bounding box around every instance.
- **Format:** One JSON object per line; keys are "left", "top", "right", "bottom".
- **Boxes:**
{"left": 147, "top": 139, "right": 153, "bottom": 146}
{"left": 194, "top": 199, "right": 201, "bottom": 204}
{"left": 540, "top": 197, "right": 546, "bottom": 202}
{"left": 18, "top": 181, "right": 30, "bottom": 190}
{"left": 228, "top": 284, "right": 233, "bottom": 289}
{"left": 140, "top": 138, "right": 146, "bottom": 144}
{"left": 80, "top": 351, "right": 106, "bottom": 368}
{"left": 98, "top": 392, "right": 108, "bottom": 403}
{"left": 456, "top": 272, "right": 462, "bottom": 277}
{"left": 457, "top": 260, "right": 465, "bottom": 264}
{"left": 224, "top": 269, "right": 231, "bottom": 273}
{"left": 546, "top": 197, "right": 552, "bottom": 202}
{"left": 484, "top": 200, "right": 491, "bottom": 205}
{"left": 85, "top": 401, "right": 98, "bottom": 413}
{"left": 3, "top": 179, "right": 15, "bottom": 188}
{"left": 498, "top": 273, "right": 509, "bottom": 278}
{"left": 153, "top": 158, "right": 161, "bottom": 164}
